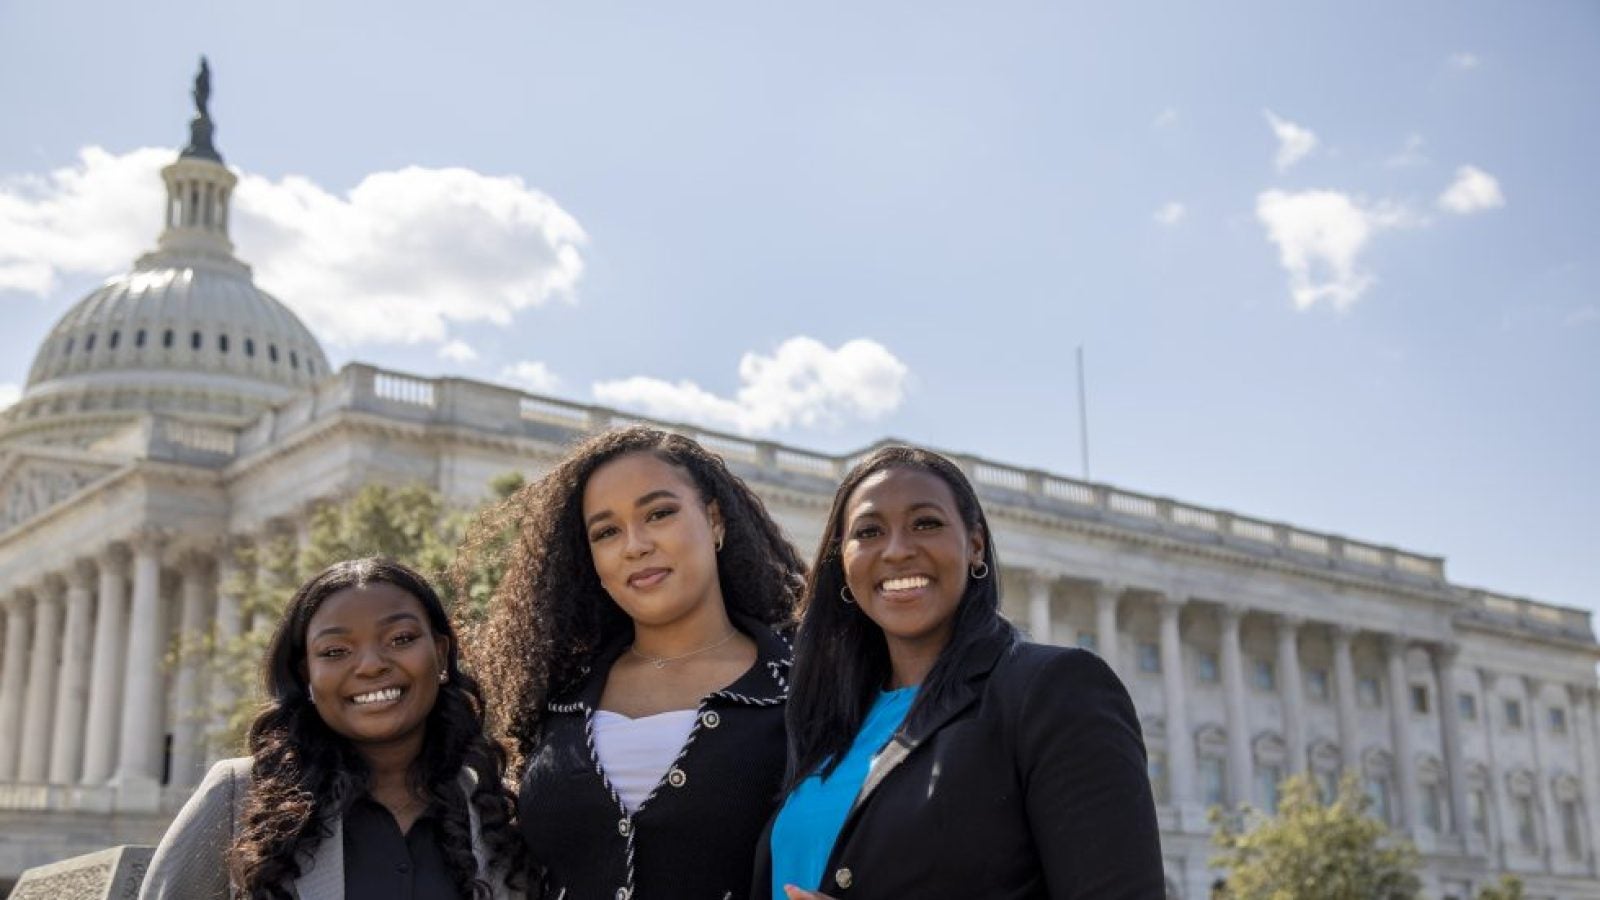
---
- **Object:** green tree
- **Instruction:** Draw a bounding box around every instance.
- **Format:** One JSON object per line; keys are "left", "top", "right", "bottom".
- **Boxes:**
{"left": 200, "top": 476, "right": 526, "bottom": 755}
{"left": 1209, "top": 773, "right": 1421, "bottom": 900}
{"left": 1474, "top": 875, "right": 1524, "bottom": 900}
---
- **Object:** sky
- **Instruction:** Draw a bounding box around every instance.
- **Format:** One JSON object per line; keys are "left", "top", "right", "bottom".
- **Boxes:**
{"left": 0, "top": 2, "right": 1595, "bottom": 611}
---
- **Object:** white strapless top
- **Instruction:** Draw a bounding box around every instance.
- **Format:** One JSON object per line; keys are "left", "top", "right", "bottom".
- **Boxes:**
{"left": 591, "top": 708, "right": 700, "bottom": 812}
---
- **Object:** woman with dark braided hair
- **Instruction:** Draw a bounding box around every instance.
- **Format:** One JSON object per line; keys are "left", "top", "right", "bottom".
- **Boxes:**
{"left": 462, "top": 426, "right": 805, "bottom": 900}
{"left": 141, "top": 557, "right": 523, "bottom": 899}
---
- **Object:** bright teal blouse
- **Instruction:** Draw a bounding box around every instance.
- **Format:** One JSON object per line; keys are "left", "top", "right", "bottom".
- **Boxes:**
{"left": 769, "top": 686, "right": 918, "bottom": 897}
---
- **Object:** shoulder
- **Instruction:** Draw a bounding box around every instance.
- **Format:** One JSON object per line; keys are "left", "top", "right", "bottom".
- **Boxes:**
{"left": 994, "top": 641, "right": 1120, "bottom": 693}
{"left": 191, "top": 757, "right": 252, "bottom": 809}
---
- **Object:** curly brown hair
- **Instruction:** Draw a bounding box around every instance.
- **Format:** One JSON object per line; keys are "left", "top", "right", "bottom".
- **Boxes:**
{"left": 459, "top": 426, "right": 806, "bottom": 768}
{"left": 228, "top": 558, "right": 523, "bottom": 898}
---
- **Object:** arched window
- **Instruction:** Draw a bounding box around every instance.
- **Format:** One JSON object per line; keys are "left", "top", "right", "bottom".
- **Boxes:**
{"left": 245, "top": 338, "right": 255, "bottom": 357}
{"left": 85, "top": 333, "right": 96, "bottom": 352}
{"left": 269, "top": 344, "right": 279, "bottom": 363}
{"left": 1252, "top": 732, "right": 1288, "bottom": 813}
{"left": 1363, "top": 748, "right": 1395, "bottom": 826}
{"left": 218, "top": 334, "right": 229, "bottom": 353}
{"left": 1195, "top": 724, "right": 1229, "bottom": 808}
{"left": 109, "top": 330, "right": 120, "bottom": 349}
{"left": 163, "top": 329, "right": 175, "bottom": 348}
{"left": 191, "top": 331, "right": 202, "bottom": 350}
{"left": 135, "top": 329, "right": 146, "bottom": 348}
{"left": 290, "top": 350, "right": 299, "bottom": 370}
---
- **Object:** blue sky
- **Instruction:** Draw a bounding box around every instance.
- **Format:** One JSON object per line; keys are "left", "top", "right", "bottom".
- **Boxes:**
{"left": 1, "top": 2, "right": 1595, "bottom": 611}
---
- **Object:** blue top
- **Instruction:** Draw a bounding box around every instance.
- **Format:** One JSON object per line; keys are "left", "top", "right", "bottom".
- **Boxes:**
{"left": 769, "top": 686, "right": 919, "bottom": 896}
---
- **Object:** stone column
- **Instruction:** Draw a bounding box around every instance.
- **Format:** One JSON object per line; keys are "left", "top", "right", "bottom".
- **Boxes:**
{"left": 48, "top": 561, "right": 96, "bottom": 784}
{"left": 1095, "top": 582, "right": 1121, "bottom": 673}
{"left": 18, "top": 578, "right": 64, "bottom": 782}
{"left": 1219, "top": 603, "right": 1251, "bottom": 808}
{"left": 0, "top": 592, "right": 33, "bottom": 780}
{"left": 1157, "top": 594, "right": 1197, "bottom": 825}
{"left": 1567, "top": 685, "right": 1600, "bottom": 872}
{"left": 168, "top": 553, "right": 212, "bottom": 788}
{"left": 82, "top": 545, "right": 129, "bottom": 784}
{"left": 1383, "top": 636, "right": 1419, "bottom": 834}
{"left": 1331, "top": 625, "right": 1361, "bottom": 777}
{"left": 1276, "top": 615, "right": 1306, "bottom": 774}
{"left": 1027, "top": 572, "right": 1054, "bottom": 645}
{"left": 1480, "top": 669, "right": 1509, "bottom": 868}
{"left": 209, "top": 540, "right": 246, "bottom": 765}
{"left": 116, "top": 530, "right": 167, "bottom": 786}
{"left": 1432, "top": 643, "right": 1468, "bottom": 841}
{"left": 1526, "top": 676, "right": 1558, "bottom": 869}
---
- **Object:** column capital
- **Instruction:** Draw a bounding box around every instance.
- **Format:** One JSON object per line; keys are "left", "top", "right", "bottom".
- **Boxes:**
{"left": 1155, "top": 592, "right": 1188, "bottom": 615}
{"left": 36, "top": 573, "right": 67, "bottom": 601}
{"left": 1027, "top": 568, "right": 1064, "bottom": 591}
{"left": 1379, "top": 633, "right": 1413, "bottom": 657}
{"left": 1521, "top": 674, "right": 1543, "bottom": 695}
{"left": 1430, "top": 640, "right": 1462, "bottom": 665}
{"left": 2, "top": 589, "right": 34, "bottom": 614}
{"left": 97, "top": 542, "right": 131, "bottom": 570}
{"left": 1276, "top": 613, "right": 1305, "bottom": 634}
{"left": 65, "top": 559, "right": 97, "bottom": 592}
{"left": 127, "top": 527, "right": 169, "bottom": 556}
{"left": 177, "top": 548, "right": 214, "bottom": 577}
{"left": 1094, "top": 580, "right": 1125, "bottom": 602}
{"left": 1216, "top": 602, "right": 1247, "bottom": 628}
{"left": 1566, "top": 683, "right": 1595, "bottom": 706}
{"left": 1477, "top": 667, "right": 1499, "bottom": 690}
{"left": 1328, "top": 622, "right": 1359, "bottom": 645}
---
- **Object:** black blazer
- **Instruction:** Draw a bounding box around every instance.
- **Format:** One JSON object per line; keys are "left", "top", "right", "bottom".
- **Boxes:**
{"left": 521, "top": 617, "right": 790, "bottom": 900}
{"left": 753, "top": 634, "right": 1164, "bottom": 899}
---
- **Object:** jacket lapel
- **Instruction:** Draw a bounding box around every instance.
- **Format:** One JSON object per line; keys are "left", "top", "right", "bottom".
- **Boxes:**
{"left": 848, "top": 630, "right": 1014, "bottom": 814}
{"left": 291, "top": 813, "right": 344, "bottom": 900}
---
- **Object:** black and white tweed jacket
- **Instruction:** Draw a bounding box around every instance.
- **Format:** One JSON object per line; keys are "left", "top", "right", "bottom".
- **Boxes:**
{"left": 519, "top": 615, "right": 791, "bottom": 900}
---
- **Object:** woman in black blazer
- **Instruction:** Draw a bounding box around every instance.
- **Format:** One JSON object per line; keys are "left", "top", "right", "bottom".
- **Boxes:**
{"left": 465, "top": 426, "right": 805, "bottom": 899}
{"left": 759, "top": 446, "right": 1164, "bottom": 899}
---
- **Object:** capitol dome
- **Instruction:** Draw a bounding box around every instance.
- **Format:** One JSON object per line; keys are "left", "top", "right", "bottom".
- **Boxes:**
{"left": 2, "top": 60, "right": 328, "bottom": 446}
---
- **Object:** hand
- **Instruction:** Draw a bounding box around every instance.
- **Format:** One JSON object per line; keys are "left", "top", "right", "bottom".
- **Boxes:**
{"left": 783, "top": 887, "right": 840, "bottom": 900}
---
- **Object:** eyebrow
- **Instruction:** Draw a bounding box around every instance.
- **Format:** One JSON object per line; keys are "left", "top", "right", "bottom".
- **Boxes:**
{"left": 310, "top": 611, "right": 423, "bottom": 642}
{"left": 846, "top": 500, "right": 948, "bottom": 522}
{"left": 585, "top": 488, "right": 682, "bottom": 528}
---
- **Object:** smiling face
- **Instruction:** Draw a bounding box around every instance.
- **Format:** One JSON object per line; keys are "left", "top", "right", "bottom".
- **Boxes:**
{"left": 303, "top": 582, "right": 449, "bottom": 759}
{"left": 840, "top": 466, "right": 985, "bottom": 661}
{"left": 582, "top": 452, "right": 727, "bottom": 628}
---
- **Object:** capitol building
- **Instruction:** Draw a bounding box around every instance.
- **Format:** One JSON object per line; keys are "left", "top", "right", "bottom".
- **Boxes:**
{"left": 1, "top": 72, "right": 1598, "bottom": 900}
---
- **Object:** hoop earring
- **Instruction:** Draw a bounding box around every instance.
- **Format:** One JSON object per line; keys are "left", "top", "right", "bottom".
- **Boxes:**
{"left": 438, "top": 670, "right": 448, "bottom": 684}
{"left": 307, "top": 686, "right": 316, "bottom": 705}
{"left": 970, "top": 561, "right": 989, "bottom": 580}
{"left": 715, "top": 535, "right": 724, "bottom": 553}
{"left": 840, "top": 585, "right": 856, "bottom": 605}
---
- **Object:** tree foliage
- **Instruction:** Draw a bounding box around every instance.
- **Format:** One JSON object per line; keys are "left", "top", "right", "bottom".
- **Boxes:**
{"left": 200, "top": 476, "right": 526, "bottom": 755}
{"left": 1210, "top": 773, "right": 1421, "bottom": 900}
{"left": 1474, "top": 875, "right": 1524, "bottom": 900}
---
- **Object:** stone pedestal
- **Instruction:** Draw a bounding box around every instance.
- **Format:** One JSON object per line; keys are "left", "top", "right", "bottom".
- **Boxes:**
{"left": 10, "top": 845, "right": 154, "bottom": 900}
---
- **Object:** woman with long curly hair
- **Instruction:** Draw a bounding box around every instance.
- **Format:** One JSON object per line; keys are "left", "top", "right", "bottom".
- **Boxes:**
{"left": 141, "top": 557, "right": 523, "bottom": 899}
{"left": 463, "top": 425, "right": 805, "bottom": 900}
{"left": 756, "top": 446, "right": 1163, "bottom": 899}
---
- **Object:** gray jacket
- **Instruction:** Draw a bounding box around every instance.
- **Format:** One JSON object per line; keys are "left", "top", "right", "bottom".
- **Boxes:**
{"left": 139, "top": 757, "right": 520, "bottom": 900}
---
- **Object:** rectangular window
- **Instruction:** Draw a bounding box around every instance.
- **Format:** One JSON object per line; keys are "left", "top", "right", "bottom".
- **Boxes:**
{"left": 1549, "top": 707, "right": 1568, "bottom": 735}
{"left": 1137, "top": 642, "right": 1161, "bottom": 674}
{"left": 1505, "top": 699, "right": 1524, "bottom": 730}
{"left": 1469, "top": 790, "right": 1488, "bottom": 837}
{"left": 1306, "top": 668, "right": 1330, "bottom": 701}
{"left": 1563, "top": 800, "right": 1583, "bottom": 859}
{"left": 1459, "top": 693, "right": 1478, "bottom": 722}
{"left": 1077, "top": 631, "right": 1098, "bottom": 652}
{"left": 1411, "top": 685, "right": 1430, "bottom": 715}
{"left": 1148, "top": 751, "right": 1169, "bottom": 804}
{"left": 1366, "top": 776, "right": 1393, "bottom": 824}
{"left": 1358, "top": 676, "right": 1382, "bottom": 708}
{"left": 1313, "top": 769, "right": 1338, "bottom": 804}
{"left": 1196, "top": 651, "right": 1220, "bottom": 684}
{"left": 1257, "top": 764, "right": 1284, "bottom": 813}
{"left": 1200, "top": 757, "right": 1227, "bottom": 808}
{"left": 1253, "top": 659, "right": 1276, "bottom": 692}
{"left": 1422, "top": 783, "right": 1443, "bottom": 833}
{"left": 1516, "top": 796, "right": 1538, "bottom": 850}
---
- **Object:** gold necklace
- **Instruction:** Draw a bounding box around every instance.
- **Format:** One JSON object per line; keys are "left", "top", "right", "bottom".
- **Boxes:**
{"left": 628, "top": 629, "right": 738, "bottom": 669}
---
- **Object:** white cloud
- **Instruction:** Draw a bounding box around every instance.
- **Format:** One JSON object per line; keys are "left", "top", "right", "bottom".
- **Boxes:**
{"left": 437, "top": 339, "right": 479, "bottom": 363}
{"left": 0, "top": 383, "right": 19, "bottom": 411}
{"left": 1384, "top": 133, "right": 1429, "bottom": 169}
{"left": 1438, "top": 165, "right": 1505, "bottom": 215}
{"left": 1152, "top": 107, "right": 1179, "bottom": 129}
{"left": 500, "top": 360, "right": 562, "bottom": 393}
{"left": 1563, "top": 305, "right": 1598, "bottom": 328}
{"left": 1255, "top": 189, "right": 1417, "bottom": 311}
{"left": 1152, "top": 201, "right": 1186, "bottom": 226}
{"left": 1264, "top": 110, "right": 1318, "bottom": 172}
{"left": 0, "top": 147, "right": 587, "bottom": 348}
{"left": 593, "top": 337, "right": 909, "bottom": 435}
{"left": 1449, "top": 52, "right": 1481, "bottom": 70}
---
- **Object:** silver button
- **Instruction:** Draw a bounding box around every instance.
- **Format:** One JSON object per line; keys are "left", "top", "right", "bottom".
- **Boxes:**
{"left": 835, "top": 867, "right": 853, "bottom": 889}
{"left": 701, "top": 710, "right": 721, "bottom": 729}
{"left": 667, "top": 767, "right": 687, "bottom": 788}
{"left": 617, "top": 817, "right": 631, "bottom": 836}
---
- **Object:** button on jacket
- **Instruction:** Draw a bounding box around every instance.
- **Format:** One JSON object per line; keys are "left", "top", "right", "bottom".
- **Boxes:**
{"left": 753, "top": 634, "right": 1165, "bottom": 899}
{"left": 521, "top": 618, "right": 791, "bottom": 900}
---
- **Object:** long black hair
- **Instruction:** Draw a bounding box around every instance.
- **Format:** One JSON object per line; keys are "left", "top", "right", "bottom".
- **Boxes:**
{"left": 460, "top": 425, "right": 806, "bottom": 770}
{"left": 784, "top": 445, "right": 1015, "bottom": 788}
{"left": 229, "top": 557, "right": 522, "bottom": 899}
